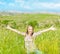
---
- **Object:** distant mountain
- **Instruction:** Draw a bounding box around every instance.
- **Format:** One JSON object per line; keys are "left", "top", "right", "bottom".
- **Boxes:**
{"left": 0, "top": 11, "right": 60, "bottom": 16}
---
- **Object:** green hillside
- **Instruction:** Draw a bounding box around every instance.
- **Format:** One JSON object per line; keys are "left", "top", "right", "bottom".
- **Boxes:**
{"left": 0, "top": 13, "right": 60, "bottom": 54}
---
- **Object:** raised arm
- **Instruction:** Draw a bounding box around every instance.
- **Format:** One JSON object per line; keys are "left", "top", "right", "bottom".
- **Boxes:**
{"left": 40, "top": 26, "right": 56, "bottom": 33}
{"left": 34, "top": 25, "right": 56, "bottom": 36}
{"left": 6, "top": 25, "right": 25, "bottom": 36}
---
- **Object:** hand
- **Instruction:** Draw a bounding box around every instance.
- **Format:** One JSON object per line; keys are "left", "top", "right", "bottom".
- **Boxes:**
{"left": 49, "top": 25, "right": 56, "bottom": 31}
{"left": 6, "top": 25, "right": 11, "bottom": 29}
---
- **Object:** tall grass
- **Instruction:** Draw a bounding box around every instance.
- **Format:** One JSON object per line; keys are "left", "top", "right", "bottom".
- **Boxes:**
{"left": 0, "top": 14, "right": 60, "bottom": 54}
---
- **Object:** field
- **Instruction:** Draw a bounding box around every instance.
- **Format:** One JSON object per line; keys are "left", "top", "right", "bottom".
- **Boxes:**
{"left": 0, "top": 13, "right": 60, "bottom": 54}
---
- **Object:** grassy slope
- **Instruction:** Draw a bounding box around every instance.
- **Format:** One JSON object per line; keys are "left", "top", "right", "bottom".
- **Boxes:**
{"left": 0, "top": 14, "right": 60, "bottom": 54}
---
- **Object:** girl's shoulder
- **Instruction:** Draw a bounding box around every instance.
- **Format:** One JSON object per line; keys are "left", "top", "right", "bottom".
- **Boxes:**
{"left": 32, "top": 33, "right": 37, "bottom": 37}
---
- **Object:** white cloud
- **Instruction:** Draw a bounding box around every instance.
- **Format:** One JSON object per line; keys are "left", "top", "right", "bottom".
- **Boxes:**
{"left": 31, "top": 2, "right": 60, "bottom": 9}
{"left": 41, "top": 3, "right": 60, "bottom": 9}
{"left": 15, "top": 0, "right": 32, "bottom": 9}
{"left": 0, "top": 1, "right": 5, "bottom": 5}
{"left": 14, "top": 0, "right": 60, "bottom": 10}
{"left": 15, "top": 0, "right": 24, "bottom": 3}
{"left": 22, "top": 5, "right": 32, "bottom": 9}
{"left": 8, "top": 3, "right": 15, "bottom": 7}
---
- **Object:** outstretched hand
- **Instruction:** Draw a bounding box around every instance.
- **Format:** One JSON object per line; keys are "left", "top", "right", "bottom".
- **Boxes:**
{"left": 6, "top": 25, "right": 11, "bottom": 29}
{"left": 49, "top": 25, "right": 57, "bottom": 31}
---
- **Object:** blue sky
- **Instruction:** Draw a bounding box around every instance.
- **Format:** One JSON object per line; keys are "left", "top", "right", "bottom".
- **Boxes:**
{"left": 0, "top": 0, "right": 60, "bottom": 12}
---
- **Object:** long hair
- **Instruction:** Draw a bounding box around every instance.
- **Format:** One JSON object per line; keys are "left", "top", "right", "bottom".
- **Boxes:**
{"left": 26, "top": 25, "right": 34, "bottom": 36}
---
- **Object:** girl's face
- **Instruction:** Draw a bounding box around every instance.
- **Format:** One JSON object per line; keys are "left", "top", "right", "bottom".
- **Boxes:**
{"left": 27, "top": 26, "right": 33, "bottom": 35}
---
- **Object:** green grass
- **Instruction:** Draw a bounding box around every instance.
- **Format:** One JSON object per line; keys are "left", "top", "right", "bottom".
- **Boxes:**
{"left": 0, "top": 14, "right": 60, "bottom": 54}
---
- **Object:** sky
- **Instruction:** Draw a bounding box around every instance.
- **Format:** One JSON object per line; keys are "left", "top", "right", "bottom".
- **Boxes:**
{"left": 0, "top": 0, "right": 60, "bottom": 12}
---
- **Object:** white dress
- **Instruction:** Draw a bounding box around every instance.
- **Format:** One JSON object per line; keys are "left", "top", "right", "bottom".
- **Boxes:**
{"left": 24, "top": 32, "right": 41, "bottom": 52}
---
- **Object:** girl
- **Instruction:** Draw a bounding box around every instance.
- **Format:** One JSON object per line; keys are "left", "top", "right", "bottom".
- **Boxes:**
{"left": 6, "top": 25, "right": 56, "bottom": 54}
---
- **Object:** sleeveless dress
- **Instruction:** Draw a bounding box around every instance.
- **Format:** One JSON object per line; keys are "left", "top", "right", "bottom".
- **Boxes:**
{"left": 24, "top": 32, "right": 42, "bottom": 54}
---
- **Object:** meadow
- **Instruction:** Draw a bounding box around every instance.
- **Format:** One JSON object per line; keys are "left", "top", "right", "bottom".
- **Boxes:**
{"left": 0, "top": 13, "right": 60, "bottom": 54}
